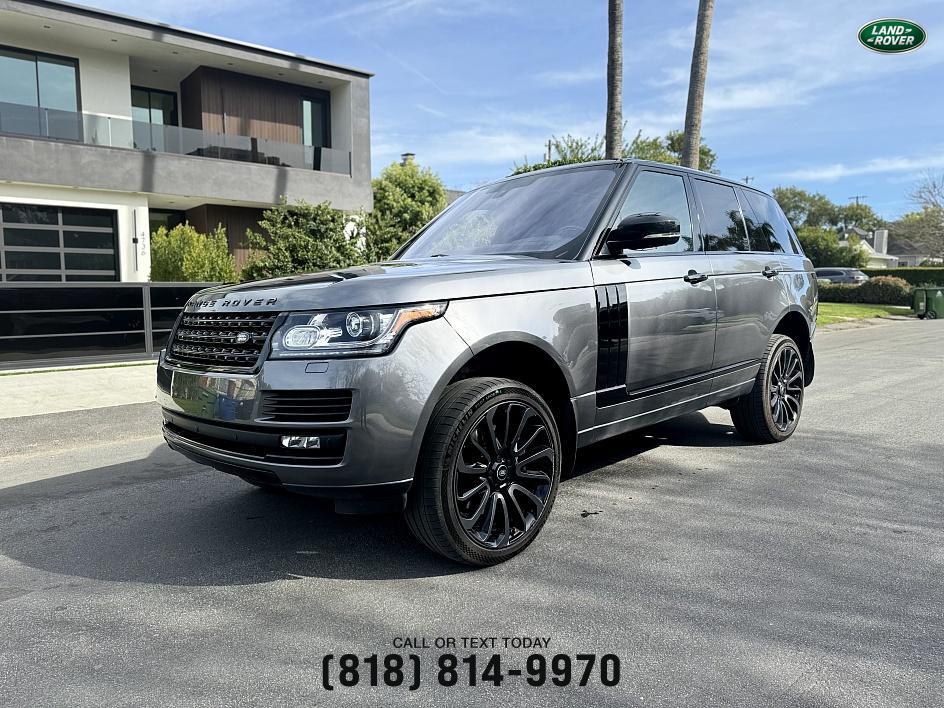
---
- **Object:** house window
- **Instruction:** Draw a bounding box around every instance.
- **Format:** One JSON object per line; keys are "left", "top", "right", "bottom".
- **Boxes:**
{"left": 0, "top": 203, "right": 119, "bottom": 282}
{"left": 131, "top": 86, "right": 178, "bottom": 151}
{"left": 301, "top": 95, "right": 330, "bottom": 148}
{"left": 0, "top": 46, "right": 80, "bottom": 140}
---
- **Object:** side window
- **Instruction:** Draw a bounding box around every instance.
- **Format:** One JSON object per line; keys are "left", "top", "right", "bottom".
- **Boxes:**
{"left": 615, "top": 171, "right": 694, "bottom": 253}
{"left": 744, "top": 191, "right": 797, "bottom": 254}
{"left": 694, "top": 180, "right": 749, "bottom": 252}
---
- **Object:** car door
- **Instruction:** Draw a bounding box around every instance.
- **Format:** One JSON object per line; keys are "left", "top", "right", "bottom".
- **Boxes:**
{"left": 590, "top": 166, "right": 717, "bottom": 437}
{"left": 692, "top": 178, "right": 788, "bottom": 388}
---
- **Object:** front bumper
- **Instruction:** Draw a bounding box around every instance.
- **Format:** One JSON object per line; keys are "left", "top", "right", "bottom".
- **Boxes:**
{"left": 156, "top": 317, "right": 471, "bottom": 503}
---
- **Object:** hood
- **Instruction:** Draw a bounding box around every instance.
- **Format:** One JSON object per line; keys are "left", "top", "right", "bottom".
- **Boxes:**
{"left": 185, "top": 256, "right": 592, "bottom": 312}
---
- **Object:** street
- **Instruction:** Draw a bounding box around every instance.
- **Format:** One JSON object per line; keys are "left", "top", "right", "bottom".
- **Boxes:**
{"left": 1, "top": 321, "right": 942, "bottom": 706}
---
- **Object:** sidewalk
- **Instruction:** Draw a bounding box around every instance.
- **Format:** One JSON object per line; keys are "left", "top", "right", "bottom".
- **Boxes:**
{"left": 0, "top": 362, "right": 157, "bottom": 419}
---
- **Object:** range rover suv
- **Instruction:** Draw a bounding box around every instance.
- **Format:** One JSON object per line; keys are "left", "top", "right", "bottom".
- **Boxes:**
{"left": 157, "top": 160, "right": 817, "bottom": 566}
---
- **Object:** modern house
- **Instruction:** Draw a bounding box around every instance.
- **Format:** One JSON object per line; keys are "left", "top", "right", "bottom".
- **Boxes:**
{"left": 0, "top": 0, "right": 372, "bottom": 283}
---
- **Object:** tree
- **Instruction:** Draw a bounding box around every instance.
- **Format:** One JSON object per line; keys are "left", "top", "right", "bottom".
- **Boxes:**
{"left": 681, "top": 0, "right": 715, "bottom": 169}
{"left": 367, "top": 159, "right": 446, "bottom": 260}
{"left": 795, "top": 226, "right": 868, "bottom": 268}
{"left": 150, "top": 223, "right": 236, "bottom": 283}
{"left": 838, "top": 202, "right": 883, "bottom": 232}
{"left": 512, "top": 128, "right": 718, "bottom": 175}
{"left": 241, "top": 200, "right": 362, "bottom": 281}
{"left": 772, "top": 187, "right": 841, "bottom": 230}
{"left": 909, "top": 172, "right": 944, "bottom": 260}
{"left": 605, "top": 0, "right": 623, "bottom": 159}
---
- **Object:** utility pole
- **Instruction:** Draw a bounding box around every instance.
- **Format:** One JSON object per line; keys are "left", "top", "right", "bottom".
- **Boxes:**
{"left": 547, "top": 139, "right": 553, "bottom": 163}
{"left": 849, "top": 195, "right": 867, "bottom": 206}
{"left": 742, "top": 176, "right": 754, "bottom": 185}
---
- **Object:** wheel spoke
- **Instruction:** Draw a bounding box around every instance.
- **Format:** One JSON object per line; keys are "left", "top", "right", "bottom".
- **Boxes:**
{"left": 460, "top": 491, "right": 490, "bottom": 530}
{"left": 509, "top": 483, "right": 545, "bottom": 518}
{"left": 458, "top": 480, "right": 489, "bottom": 502}
{"left": 517, "top": 468, "right": 551, "bottom": 483}
{"left": 469, "top": 428, "right": 492, "bottom": 464}
{"left": 494, "top": 493, "right": 511, "bottom": 547}
{"left": 517, "top": 445, "right": 552, "bottom": 469}
{"left": 459, "top": 460, "right": 488, "bottom": 475}
{"left": 510, "top": 408, "right": 536, "bottom": 451}
{"left": 485, "top": 408, "right": 502, "bottom": 457}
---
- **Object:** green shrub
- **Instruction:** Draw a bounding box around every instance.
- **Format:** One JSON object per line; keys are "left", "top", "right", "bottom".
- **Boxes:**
{"left": 150, "top": 223, "right": 236, "bottom": 282}
{"left": 368, "top": 160, "right": 446, "bottom": 259}
{"left": 861, "top": 267, "right": 944, "bottom": 286}
{"left": 240, "top": 199, "right": 362, "bottom": 281}
{"left": 819, "top": 276, "right": 912, "bottom": 305}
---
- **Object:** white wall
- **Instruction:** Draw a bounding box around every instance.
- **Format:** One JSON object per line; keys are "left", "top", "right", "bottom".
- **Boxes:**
{"left": 0, "top": 183, "right": 150, "bottom": 282}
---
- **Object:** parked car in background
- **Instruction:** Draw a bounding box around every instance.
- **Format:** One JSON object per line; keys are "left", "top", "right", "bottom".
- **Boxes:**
{"left": 157, "top": 160, "right": 818, "bottom": 566}
{"left": 814, "top": 268, "right": 870, "bottom": 284}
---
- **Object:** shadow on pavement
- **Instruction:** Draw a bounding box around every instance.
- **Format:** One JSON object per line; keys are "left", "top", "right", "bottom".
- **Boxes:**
{"left": 0, "top": 411, "right": 750, "bottom": 588}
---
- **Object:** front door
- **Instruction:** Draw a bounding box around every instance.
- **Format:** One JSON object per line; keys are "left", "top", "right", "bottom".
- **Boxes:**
{"left": 590, "top": 168, "right": 717, "bottom": 437}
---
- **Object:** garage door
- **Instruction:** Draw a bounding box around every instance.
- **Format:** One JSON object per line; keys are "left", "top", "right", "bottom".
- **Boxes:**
{"left": 0, "top": 203, "right": 119, "bottom": 282}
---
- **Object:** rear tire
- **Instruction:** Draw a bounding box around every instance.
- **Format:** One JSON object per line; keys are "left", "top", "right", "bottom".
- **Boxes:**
{"left": 405, "top": 377, "right": 561, "bottom": 566}
{"left": 731, "top": 334, "right": 804, "bottom": 443}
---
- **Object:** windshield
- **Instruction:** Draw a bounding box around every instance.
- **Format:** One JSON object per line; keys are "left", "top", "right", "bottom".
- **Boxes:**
{"left": 397, "top": 164, "right": 619, "bottom": 260}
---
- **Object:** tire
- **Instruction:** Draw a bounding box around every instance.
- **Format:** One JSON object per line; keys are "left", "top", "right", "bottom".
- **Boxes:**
{"left": 928, "top": 310, "right": 938, "bottom": 320}
{"left": 730, "top": 334, "right": 805, "bottom": 443}
{"left": 405, "top": 377, "right": 562, "bottom": 566}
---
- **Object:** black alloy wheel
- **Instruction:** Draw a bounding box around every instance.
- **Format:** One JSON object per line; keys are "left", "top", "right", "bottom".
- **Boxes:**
{"left": 406, "top": 378, "right": 562, "bottom": 566}
{"left": 454, "top": 400, "right": 555, "bottom": 549}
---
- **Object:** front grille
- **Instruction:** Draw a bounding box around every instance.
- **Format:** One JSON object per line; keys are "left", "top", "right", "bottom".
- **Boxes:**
{"left": 167, "top": 312, "right": 278, "bottom": 369}
{"left": 259, "top": 390, "right": 353, "bottom": 423}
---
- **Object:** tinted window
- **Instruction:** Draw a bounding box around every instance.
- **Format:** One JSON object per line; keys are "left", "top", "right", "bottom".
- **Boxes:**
{"left": 744, "top": 191, "right": 796, "bottom": 254}
{"left": 399, "top": 165, "right": 618, "bottom": 260}
{"left": 694, "top": 180, "right": 748, "bottom": 251}
{"left": 615, "top": 171, "right": 694, "bottom": 253}
{"left": 0, "top": 48, "right": 79, "bottom": 140}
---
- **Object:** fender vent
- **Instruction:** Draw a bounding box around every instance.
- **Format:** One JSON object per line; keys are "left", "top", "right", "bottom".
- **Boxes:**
{"left": 595, "top": 284, "right": 628, "bottom": 393}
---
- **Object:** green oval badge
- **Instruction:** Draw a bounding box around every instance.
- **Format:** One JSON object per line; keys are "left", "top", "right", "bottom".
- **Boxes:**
{"left": 858, "top": 18, "right": 926, "bottom": 53}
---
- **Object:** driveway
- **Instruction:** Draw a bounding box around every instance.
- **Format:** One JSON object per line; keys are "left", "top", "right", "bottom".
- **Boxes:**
{"left": 0, "top": 321, "right": 941, "bottom": 706}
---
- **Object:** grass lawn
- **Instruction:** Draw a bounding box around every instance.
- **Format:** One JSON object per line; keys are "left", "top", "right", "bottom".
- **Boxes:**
{"left": 817, "top": 303, "right": 912, "bottom": 327}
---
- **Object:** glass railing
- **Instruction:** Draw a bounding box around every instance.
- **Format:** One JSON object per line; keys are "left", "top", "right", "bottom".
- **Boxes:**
{"left": 0, "top": 101, "right": 351, "bottom": 175}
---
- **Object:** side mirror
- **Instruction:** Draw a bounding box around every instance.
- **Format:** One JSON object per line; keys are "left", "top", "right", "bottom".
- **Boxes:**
{"left": 605, "top": 212, "right": 680, "bottom": 254}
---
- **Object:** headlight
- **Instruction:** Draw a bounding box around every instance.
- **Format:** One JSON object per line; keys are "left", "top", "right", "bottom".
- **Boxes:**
{"left": 268, "top": 303, "right": 447, "bottom": 359}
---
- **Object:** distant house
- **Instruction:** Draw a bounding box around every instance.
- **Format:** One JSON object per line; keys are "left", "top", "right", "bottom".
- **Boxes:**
{"left": 886, "top": 236, "right": 941, "bottom": 267}
{"left": 837, "top": 227, "right": 899, "bottom": 268}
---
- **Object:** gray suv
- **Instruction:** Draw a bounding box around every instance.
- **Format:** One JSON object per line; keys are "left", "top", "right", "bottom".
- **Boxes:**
{"left": 157, "top": 160, "right": 817, "bottom": 566}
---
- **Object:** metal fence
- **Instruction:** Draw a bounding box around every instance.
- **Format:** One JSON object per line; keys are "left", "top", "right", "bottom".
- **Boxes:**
{"left": 0, "top": 282, "right": 216, "bottom": 370}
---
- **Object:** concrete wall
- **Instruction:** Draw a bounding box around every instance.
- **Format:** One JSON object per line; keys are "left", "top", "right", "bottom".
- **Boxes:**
{"left": 0, "top": 134, "right": 373, "bottom": 211}
{"left": 0, "top": 182, "right": 150, "bottom": 282}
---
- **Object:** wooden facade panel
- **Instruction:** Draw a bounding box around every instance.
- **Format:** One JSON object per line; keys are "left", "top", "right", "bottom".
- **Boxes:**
{"left": 185, "top": 203, "right": 264, "bottom": 269}
{"left": 179, "top": 66, "right": 328, "bottom": 145}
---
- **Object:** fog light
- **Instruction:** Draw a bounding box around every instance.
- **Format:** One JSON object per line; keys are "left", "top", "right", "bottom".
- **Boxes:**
{"left": 280, "top": 435, "right": 321, "bottom": 449}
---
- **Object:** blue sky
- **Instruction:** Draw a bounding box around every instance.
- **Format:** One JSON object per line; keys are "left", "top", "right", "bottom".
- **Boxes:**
{"left": 79, "top": 0, "right": 944, "bottom": 219}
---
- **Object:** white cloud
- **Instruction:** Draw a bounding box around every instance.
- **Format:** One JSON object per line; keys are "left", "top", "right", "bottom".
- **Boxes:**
{"left": 534, "top": 68, "right": 602, "bottom": 86}
{"left": 780, "top": 150, "right": 944, "bottom": 181}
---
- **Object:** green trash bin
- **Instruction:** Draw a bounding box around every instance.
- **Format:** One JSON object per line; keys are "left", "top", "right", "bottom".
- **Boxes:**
{"left": 913, "top": 287, "right": 944, "bottom": 320}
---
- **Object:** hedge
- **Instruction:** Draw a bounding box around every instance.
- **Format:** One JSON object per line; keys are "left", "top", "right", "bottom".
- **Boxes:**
{"left": 862, "top": 267, "right": 944, "bottom": 286}
{"left": 818, "top": 276, "right": 913, "bottom": 306}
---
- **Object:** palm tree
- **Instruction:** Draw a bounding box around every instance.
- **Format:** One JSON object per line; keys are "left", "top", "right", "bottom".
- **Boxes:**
{"left": 605, "top": 0, "right": 623, "bottom": 159}
{"left": 681, "top": 0, "right": 715, "bottom": 170}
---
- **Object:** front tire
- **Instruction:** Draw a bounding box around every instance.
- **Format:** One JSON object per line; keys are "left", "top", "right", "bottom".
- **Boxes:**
{"left": 406, "top": 377, "right": 562, "bottom": 566}
{"left": 731, "top": 334, "right": 805, "bottom": 443}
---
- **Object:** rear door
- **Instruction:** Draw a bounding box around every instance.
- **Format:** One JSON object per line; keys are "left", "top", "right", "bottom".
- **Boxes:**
{"left": 692, "top": 178, "right": 787, "bottom": 383}
{"left": 590, "top": 166, "right": 717, "bottom": 434}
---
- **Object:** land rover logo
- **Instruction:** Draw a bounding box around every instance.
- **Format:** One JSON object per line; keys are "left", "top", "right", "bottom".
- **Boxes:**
{"left": 858, "top": 19, "right": 926, "bottom": 53}
{"left": 234, "top": 332, "right": 251, "bottom": 344}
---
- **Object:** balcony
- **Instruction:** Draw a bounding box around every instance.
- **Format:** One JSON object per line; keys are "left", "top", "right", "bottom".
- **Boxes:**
{"left": 0, "top": 101, "right": 351, "bottom": 176}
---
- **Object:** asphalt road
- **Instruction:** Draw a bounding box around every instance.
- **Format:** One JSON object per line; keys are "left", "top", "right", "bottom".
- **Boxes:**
{"left": 1, "top": 321, "right": 942, "bottom": 707}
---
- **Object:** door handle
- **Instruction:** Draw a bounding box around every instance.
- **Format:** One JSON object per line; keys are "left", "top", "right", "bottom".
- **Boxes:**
{"left": 762, "top": 266, "right": 779, "bottom": 278}
{"left": 683, "top": 270, "right": 709, "bottom": 284}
